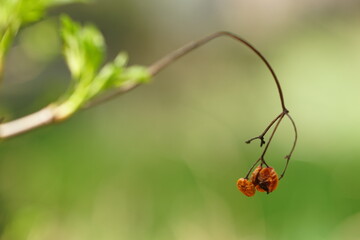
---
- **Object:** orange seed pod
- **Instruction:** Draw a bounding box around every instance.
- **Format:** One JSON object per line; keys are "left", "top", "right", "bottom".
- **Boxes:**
{"left": 251, "top": 166, "right": 279, "bottom": 194}
{"left": 237, "top": 178, "right": 256, "bottom": 197}
{"left": 251, "top": 166, "right": 262, "bottom": 184}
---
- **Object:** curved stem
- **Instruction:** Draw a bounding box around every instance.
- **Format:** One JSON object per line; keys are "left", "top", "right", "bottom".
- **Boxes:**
{"left": 149, "top": 31, "right": 286, "bottom": 111}
{"left": 148, "top": 31, "right": 287, "bottom": 111}
{"left": 279, "top": 113, "right": 298, "bottom": 179}
{"left": 90, "top": 31, "right": 287, "bottom": 111}
{"left": 255, "top": 111, "right": 286, "bottom": 170}
{"left": 0, "top": 30, "right": 297, "bottom": 179}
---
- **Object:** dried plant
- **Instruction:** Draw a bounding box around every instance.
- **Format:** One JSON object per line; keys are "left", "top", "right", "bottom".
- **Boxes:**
{"left": 0, "top": 1, "right": 297, "bottom": 196}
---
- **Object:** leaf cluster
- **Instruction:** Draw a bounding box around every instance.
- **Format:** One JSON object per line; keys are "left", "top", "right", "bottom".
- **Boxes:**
{"left": 55, "top": 16, "right": 151, "bottom": 120}
{"left": 0, "top": 1, "right": 151, "bottom": 120}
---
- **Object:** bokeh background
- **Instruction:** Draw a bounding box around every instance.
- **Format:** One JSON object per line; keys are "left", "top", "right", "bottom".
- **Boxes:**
{"left": 1, "top": 0, "right": 360, "bottom": 239}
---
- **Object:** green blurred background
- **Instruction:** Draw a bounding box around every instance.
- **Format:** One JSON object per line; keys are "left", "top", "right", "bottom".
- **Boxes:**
{"left": 1, "top": 0, "right": 360, "bottom": 239}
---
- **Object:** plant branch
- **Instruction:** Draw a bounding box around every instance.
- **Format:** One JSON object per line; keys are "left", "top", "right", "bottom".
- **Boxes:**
{"left": 0, "top": 105, "right": 57, "bottom": 138}
{"left": 245, "top": 158, "right": 261, "bottom": 179}
{"left": 244, "top": 109, "right": 293, "bottom": 180}
{"left": 279, "top": 113, "right": 298, "bottom": 179}
{"left": 245, "top": 111, "right": 283, "bottom": 174}
{"left": 0, "top": 31, "right": 292, "bottom": 144}
{"left": 243, "top": 114, "right": 280, "bottom": 179}
{"left": 245, "top": 111, "right": 285, "bottom": 147}
{"left": 91, "top": 31, "right": 287, "bottom": 110}
{"left": 260, "top": 113, "right": 285, "bottom": 160}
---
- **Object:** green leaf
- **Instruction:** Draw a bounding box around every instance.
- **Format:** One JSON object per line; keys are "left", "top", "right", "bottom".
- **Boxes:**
{"left": 114, "top": 52, "right": 129, "bottom": 68}
{"left": 88, "top": 62, "right": 122, "bottom": 99}
{"left": 56, "top": 17, "right": 151, "bottom": 121}
{"left": 119, "top": 65, "right": 151, "bottom": 85}
{"left": 61, "top": 15, "right": 105, "bottom": 82}
{"left": 88, "top": 52, "right": 150, "bottom": 97}
{"left": 0, "top": 28, "right": 15, "bottom": 57}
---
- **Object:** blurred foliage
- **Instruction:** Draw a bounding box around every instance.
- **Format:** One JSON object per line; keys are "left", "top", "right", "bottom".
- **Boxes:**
{"left": 0, "top": 0, "right": 86, "bottom": 65}
{"left": 1, "top": 0, "right": 360, "bottom": 240}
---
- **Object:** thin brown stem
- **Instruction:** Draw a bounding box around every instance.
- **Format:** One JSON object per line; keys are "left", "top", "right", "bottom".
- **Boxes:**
{"left": 245, "top": 158, "right": 261, "bottom": 179}
{"left": 149, "top": 31, "right": 287, "bottom": 110}
{"left": 244, "top": 111, "right": 285, "bottom": 179}
{"left": 279, "top": 113, "right": 298, "bottom": 179}
{"left": 85, "top": 81, "right": 140, "bottom": 109}
{"left": 245, "top": 111, "right": 296, "bottom": 181}
{"left": 260, "top": 112, "right": 285, "bottom": 159}
{"left": 92, "top": 31, "right": 287, "bottom": 111}
{"left": 245, "top": 111, "right": 285, "bottom": 147}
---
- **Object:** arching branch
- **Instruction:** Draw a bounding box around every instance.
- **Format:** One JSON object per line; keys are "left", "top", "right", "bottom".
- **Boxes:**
{"left": 0, "top": 32, "right": 297, "bottom": 179}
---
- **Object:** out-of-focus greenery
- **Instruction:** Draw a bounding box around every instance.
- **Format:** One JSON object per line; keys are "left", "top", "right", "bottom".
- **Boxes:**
{"left": 0, "top": 0, "right": 85, "bottom": 69}
{"left": 1, "top": 1, "right": 360, "bottom": 240}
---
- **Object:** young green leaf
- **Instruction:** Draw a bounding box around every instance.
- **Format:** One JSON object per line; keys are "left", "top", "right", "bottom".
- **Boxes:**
{"left": 61, "top": 15, "right": 105, "bottom": 82}
{"left": 55, "top": 16, "right": 151, "bottom": 121}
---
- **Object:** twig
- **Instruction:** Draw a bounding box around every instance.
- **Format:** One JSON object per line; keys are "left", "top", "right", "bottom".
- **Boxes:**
{"left": 0, "top": 105, "right": 57, "bottom": 138}
{"left": 260, "top": 112, "right": 285, "bottom": 160}
{"left": 90, "top": 31, "right": 287, "bottom": 111}
{"left": 0, "top": 31, "right": 296, "bottom": 182}
{"left": 245, "top": 111, "right": 285, "bottom": 147}
{"left": 245, "top": 158, "right": 261, "bottom": 179}
{"left": 0, "top": 32, "right": 277, "bottom": 139}
{"left": 279, "top": 113, "right": 298, "bottom": 179}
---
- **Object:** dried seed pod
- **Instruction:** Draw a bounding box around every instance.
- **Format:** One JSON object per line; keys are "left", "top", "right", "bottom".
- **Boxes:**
{"left": 237, "top": 178, "right": 256, "bottom": 197}
{"left": 251, "top": 166, "right": 262, "bottom": 184}
{"left": 251, "top": 166, "right": 279, "bottom": 194}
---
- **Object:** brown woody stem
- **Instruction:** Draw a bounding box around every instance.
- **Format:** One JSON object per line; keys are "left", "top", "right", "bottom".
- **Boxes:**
{"left": 0, "top": 30, "right": 296, "bottom": 183}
